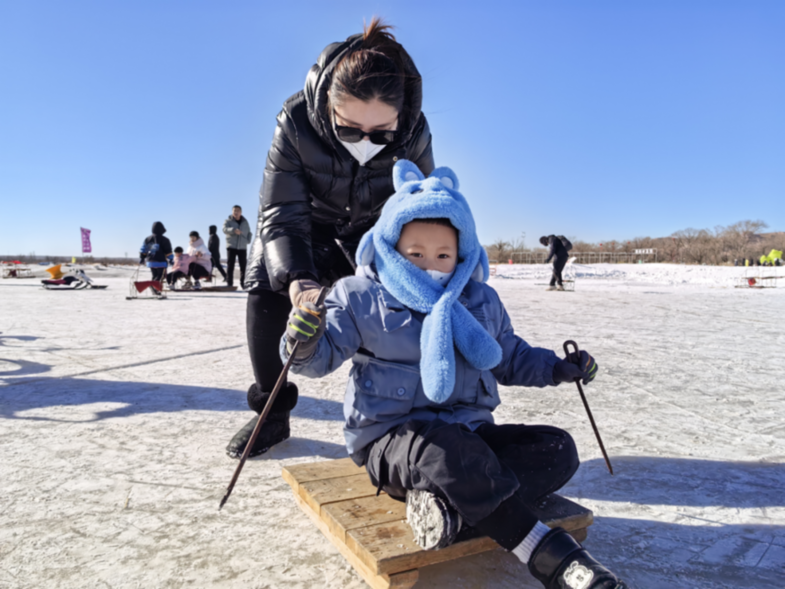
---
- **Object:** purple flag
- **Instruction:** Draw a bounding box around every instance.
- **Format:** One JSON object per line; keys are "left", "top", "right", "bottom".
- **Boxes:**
{"left": 80, "top": 227, "right": 92, "bottom": 254}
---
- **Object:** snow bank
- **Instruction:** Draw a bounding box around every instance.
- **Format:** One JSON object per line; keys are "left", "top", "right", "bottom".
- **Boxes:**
{"left": 493, "top": 262, "right": 783, "bottom": 287}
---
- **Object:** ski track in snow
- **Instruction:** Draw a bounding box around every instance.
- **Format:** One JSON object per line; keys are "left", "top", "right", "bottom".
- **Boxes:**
{"left": 1, "top": 264, "right": 783, "bottom": 588}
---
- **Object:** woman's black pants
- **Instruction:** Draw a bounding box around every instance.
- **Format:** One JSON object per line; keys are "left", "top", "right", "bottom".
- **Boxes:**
{"left": 246, "top": 289, "right": 293, "bottom": 394}
{"left": 363, "top": 419, "right": 580, "bottom": 550}
{"left": 188, "top": 262, "right": 210, "bottom": 280}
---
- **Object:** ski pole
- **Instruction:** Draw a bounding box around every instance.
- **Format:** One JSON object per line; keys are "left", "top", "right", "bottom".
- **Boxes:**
{"left": 563, "top": 340, "right": 614, "bottom": 475}
{"left": 334, "top": 239, "right": 357, "bottom": 271}
{"left": 219, "top": 286, "right": 329, "bottom": 510}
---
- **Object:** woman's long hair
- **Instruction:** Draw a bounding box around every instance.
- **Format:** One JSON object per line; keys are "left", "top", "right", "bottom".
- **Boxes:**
{"left": 329, "top": 18, "right": 412, "bottom": 119}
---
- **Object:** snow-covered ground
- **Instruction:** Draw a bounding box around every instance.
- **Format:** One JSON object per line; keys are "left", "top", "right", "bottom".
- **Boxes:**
{"left": 1, "top": 264, "right": 784, "bottom": 589}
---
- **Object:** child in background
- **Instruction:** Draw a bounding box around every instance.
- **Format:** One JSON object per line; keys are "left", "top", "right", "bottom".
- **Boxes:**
{"left": 166, "top": 247, "right": 192, "bottom": 287}
{"left": 186, "top": 231, "right": 212, "bottom": 290}
{"left": 282, "top": 161, "right": 628, "bottom": 589}
{"left": 139, "top": 222, "right": 173, "bottom": 282}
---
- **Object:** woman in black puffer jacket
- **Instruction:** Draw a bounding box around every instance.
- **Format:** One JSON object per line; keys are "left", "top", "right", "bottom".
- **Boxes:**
{"left": 227, "top": 19, "right": 434, "bottom": 458}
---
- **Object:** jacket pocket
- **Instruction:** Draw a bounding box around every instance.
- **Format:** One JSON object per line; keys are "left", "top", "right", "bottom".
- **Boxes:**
{"left": 477, "top": 370, "right": 501, "bottom": 411}
{"left": 352, "top": 357, "right": 420, "bottom": 421}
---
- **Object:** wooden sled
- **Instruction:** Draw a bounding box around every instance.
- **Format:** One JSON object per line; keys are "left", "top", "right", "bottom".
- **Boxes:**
{"left": 167, "top": 272, "right": 237, "bottom": 293}
{"left": 169, "top": 285, "right": 238, "bottom": 292}
{"left": 283, "top": 458, "right": 593, "bottom": 589}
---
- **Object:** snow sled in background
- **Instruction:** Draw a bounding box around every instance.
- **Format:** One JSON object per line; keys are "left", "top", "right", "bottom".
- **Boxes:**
{"left": 535, "top": 257, "right": 577, "bottom": 292}
{"left": 41, "top": 266, "right": 108, "bottom": 290}
{"left": 2, "top": 261, "right": 34, "bottom": 279}
{"left": 167, "top": 273, "right": 237, "bottom": 293}
{"left": 735, "top": 265, "right": 783, "bottom": 289}
{"left": 127, "top": 265, "right": 166, "bottom": 300}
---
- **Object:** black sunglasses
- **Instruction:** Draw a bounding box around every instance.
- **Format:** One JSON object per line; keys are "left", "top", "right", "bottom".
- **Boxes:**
{"left": 333, "top": 124, "right": 400, "bottom": 145}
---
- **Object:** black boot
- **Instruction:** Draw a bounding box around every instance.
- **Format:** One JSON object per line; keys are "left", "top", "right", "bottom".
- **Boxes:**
{"left": 528, "top": 528, "right": 631, "bottom": 589}
{"left": 225, "top": 383, "right": 298, "bottom": 459}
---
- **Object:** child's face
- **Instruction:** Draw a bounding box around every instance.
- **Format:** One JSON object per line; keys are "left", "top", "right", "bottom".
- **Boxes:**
{"left": 396, "top": 221, "right": 458, "bottom": 274}
{"left": 174, "top": 252, "right": 182, "bottom": 258}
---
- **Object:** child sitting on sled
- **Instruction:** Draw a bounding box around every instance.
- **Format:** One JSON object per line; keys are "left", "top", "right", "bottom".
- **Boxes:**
{"left": 167, "top": 247, "right": 192, "bottom": 287}
{"left": 281, "top": 160, "right": 629, "bottom": 589}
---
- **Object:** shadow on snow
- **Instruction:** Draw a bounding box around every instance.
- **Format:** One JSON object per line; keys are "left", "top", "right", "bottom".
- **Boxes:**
{"left": 0, "top": 377, "right": 344, "bottom": 423}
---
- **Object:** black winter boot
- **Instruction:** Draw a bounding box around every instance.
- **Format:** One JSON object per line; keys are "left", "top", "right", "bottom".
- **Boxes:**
{"left": 225, "top": 383, "right": 298, "bottom": 459}
{"left": 528, "top": 528, "right": 631, "bottom": 589}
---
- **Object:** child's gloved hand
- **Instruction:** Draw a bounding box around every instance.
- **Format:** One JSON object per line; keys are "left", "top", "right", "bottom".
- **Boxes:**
{"left": 553, "top": 350, "right": 598, "bottom": 385}
{"left": 285, "top": 302, "right": 326, "bottom": 359}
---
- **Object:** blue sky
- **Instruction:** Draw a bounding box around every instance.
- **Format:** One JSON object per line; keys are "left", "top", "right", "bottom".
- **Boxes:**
{"left": 2, "top": 0, "right": 783, "bottom": 257}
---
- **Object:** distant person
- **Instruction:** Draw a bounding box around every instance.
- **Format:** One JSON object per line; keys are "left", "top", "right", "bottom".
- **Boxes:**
{"left": 186, "top": 231, "right": 212, "bottom": 290}
{"left": 139, "top": 222, "right": 173, "bottom": 283}
{"left": 540, "top": 235, "right": 570, "bottom": 291}
{"left": 223, "top": 205, "right": 252, "bottom": 289}
{"left": 208, "top": 225, "right": 227, "bottom": 281}
{"left": 167, "top": 247, "right": 192, "bottom": 287}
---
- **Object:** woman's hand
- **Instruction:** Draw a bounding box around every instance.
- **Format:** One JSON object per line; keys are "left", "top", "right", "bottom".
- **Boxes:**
{"left": 289, "top": 279, "right": 322, "bottom": 307}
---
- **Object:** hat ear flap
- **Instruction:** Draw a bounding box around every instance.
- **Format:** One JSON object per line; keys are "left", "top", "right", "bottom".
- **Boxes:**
{"left": 471, "top": 247, "right": 490, "bottom": 283}
{"left": 393, "top": 159, "right": 425, "bottom": 191}
{"left": 429, "top": 166, "right": 459, "bottom": 191}
{"left": 356, "top": 229, "right": 376, "bottom": 267}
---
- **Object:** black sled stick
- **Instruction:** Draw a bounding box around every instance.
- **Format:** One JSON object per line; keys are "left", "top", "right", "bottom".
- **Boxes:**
{"left": 563, "top": 340, "right": 614, "bottom": 475}
{"left": 219, "top": 287, "right": 329, "bottom": 510}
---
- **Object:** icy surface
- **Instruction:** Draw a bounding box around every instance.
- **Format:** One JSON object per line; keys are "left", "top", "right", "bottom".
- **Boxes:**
{"left": 1, "top": 264, "right": 784, "bottom": 588}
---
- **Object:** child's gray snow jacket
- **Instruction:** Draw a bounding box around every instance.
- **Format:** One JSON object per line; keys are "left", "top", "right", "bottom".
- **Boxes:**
{"left": 283, "top": 265, "right": 560, "bottom": 457}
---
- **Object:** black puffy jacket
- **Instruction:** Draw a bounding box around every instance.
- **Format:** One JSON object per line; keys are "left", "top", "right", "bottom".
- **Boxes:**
{"left": 140, "top": 222, "right": 173, "bottom": 265}
{"left": 246, "top": 34, "right": 435, "bottom": 293}
{"left": 545, "top": 235, "right": 569, "bottom": 264}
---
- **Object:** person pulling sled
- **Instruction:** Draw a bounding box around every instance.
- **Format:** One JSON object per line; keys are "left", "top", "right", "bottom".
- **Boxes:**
{"left": 139, "top": 222, "right": 173, "bottom": 296}
{"left": 541, "top": 235, "right": 572, "bottom": 291}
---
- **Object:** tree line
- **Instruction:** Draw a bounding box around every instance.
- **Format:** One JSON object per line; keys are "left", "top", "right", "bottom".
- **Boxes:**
{"left": 485, "top": 220, "right": 785, "bottom": 265}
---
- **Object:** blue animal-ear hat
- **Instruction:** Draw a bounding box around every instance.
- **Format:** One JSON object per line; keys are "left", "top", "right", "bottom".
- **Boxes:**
{"left": 356, "top": 160, "right": 502, "bottom": 404}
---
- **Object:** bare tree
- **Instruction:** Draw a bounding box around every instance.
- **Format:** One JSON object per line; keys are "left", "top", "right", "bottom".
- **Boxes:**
{"left": 482, "top": 219, "right": 777, "bottom": 266}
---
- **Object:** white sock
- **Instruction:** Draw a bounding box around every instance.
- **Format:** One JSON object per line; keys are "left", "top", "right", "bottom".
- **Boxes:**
{"left": 511, "top": 521, "right": 551, "bottom": 564}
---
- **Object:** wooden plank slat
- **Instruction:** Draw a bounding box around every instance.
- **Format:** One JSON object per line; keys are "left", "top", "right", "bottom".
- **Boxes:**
{"left": 299, "top": 473, "right": 379, "bottom": 514}
{"left": 570, "top": 528, "right": 588, "bottom": 543}
{"left": 532, "top": 495, "right": 594, "bottom": 531}
{"left": 290, "top": 491, "right": 419, "bottom": 589}
{"left": 347, "top": 519, "right": 500, "bottom": 576}
{"left": 283, "top": 457, "right": 362, "bottom": 488}
{"left": 322, "top": 494, "right": 407, "bottom": 542}
{"left": 345, "top": 495, "right": 593, "bottom": 576}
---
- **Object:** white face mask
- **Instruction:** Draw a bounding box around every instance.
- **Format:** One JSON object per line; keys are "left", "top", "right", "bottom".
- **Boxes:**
{"left": 425, "top": 268, "right": 455, "bottom": 287}
{"left": 332, "top": 113, "right": 388, "bottom": 166}
{"left": 337, "top": 137, "right": 386, "bottom": 166}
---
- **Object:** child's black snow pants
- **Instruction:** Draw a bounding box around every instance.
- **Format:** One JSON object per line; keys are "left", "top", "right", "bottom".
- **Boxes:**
{"left": 360, "top": 419, "right": 579, "bottom": 550}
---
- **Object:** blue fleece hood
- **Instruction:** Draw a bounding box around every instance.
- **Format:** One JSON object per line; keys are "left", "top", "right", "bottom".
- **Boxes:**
{"left": 355, "top": 160, "right": 502, "bottom": 403}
